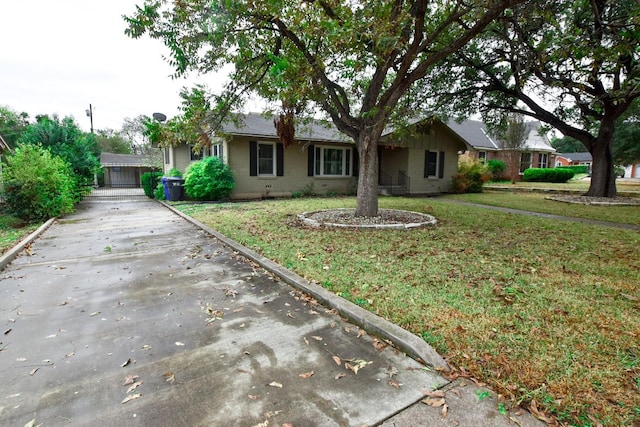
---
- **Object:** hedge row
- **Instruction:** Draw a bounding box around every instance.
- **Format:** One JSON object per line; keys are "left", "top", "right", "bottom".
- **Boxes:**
{"left": 557, "top": 165, "right": 589, "bottom": 174}
{"left": 523, "top": 168, "right": 575, "bottom": 183}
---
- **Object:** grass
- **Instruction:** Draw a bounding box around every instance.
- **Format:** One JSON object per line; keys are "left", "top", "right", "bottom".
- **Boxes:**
{"left": 0, "top": 212, "right": 40, "bottom": 254}
{"left": 173, "top": 195, "right": 640, "bottom": 426}
{"left": 446, "top": 191, "right": 640, "bottom": 225}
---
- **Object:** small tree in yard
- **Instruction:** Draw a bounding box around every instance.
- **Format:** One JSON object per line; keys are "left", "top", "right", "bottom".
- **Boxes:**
{"left": 184, "top": 157, "right": 234, "bottom": 201}
{"left": 501, "top": 114, "right": 528, "bottom": 183}
{"left": 3, "top": 144, "right": 76, "bottom": 221}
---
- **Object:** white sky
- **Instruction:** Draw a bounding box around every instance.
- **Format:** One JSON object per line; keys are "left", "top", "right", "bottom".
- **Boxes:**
{"left": 0, "top": 0, "right": 227, "bottom": 133}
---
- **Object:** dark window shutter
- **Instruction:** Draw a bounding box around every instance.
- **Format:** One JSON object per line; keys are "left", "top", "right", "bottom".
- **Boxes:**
{"left": 352, "top": 147, "right": 359, "bottom": 177}
{"left": 276, "top": 143, "right": 284, "bottom": 176}
{"left": 307, "top": 144, "right": 315, "bottom": 176}
{"left": 249, "top": 141, "right": 257, "bottom": 176}
{"left": 438, "top": 151, "right": 445, "bottom": 178}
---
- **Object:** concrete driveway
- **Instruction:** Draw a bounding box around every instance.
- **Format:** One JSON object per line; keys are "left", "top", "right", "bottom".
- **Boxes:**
{"left": 0, "top": 199, "right": 444, "bottom": 426}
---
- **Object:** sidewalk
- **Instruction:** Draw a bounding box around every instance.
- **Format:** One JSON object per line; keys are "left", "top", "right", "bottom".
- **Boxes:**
{"left": 0, "top": 199, "right": 544, "bottom": 426}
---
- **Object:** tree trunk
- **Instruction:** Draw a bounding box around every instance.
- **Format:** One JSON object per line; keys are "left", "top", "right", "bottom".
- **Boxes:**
{"left": 355, "top": 133, "right": 379, "bottom": 217}
{"left": 585, "top": 136, "right": 617, "bottom": 198}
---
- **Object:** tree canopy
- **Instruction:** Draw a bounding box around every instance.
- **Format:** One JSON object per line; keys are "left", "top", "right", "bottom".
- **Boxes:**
{"left": 18, "top": 115, "right": 100, "bottom": 186}
{"left": 0, "top": 106, "right": 30, "bottom": 148}
{"left": 429, "top": 0, "right": 640, "bottom": 197}
{"left": 125, "top": 0, "right": 524, "bottom": 216}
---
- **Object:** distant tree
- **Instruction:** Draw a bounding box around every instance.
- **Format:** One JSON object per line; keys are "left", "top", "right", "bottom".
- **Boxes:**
{"left": 551, "top": 136, "right": 585, "bottom": 154}
{"left": 121, "top": 115, "right": 156, "bottom": 155}
{"left": 500, "top": 113, "right": 527, "bottom": 183}
{"left": 95, "top": 129, "right": 132, "bottom": 154}
{"left": 430, "top": 0, "right": 640, "bottom": 197}
{"left": 0, "top": 106, "right": 30, "bottom": 147}
{"left": 125, "top": 0, "right": 525, "bottom": 217}
{"left": 18, "top": 115, "right": 100, "bottom": 186}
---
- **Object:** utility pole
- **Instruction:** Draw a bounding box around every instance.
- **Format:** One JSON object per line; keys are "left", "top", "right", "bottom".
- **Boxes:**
{"left": 86, "top": 104, "right": 94, "bottom": 133}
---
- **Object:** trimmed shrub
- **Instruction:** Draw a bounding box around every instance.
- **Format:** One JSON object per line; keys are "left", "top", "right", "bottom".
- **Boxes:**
{"left": 167, "top": 168, "right": 182, "bottom": 177}
{"left": 557, "top": 165, "right": 589, "bottom": 175}
{"left": 141, "top": 171, "right": 163, "bottom": 198}
{"left": 486, "top": 159, "right": 506, "bottom": 180}
{"left": 153, "top": 182, "right": 165, "bottom": 200}
{"left": 183, "top": 156, "right": 235, "bottom": 200}
{"left": 523, "top": 168, "right": 575, "bottom": 183}
{"left": 3, "top": 144, "right": 76, "bottom": 221}
{"left": 451, "top": 160, "right": 491, "bottom": 193}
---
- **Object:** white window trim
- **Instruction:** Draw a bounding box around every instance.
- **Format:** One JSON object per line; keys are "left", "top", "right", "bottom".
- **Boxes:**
{"left": 258, "top": 141, "right": 276, "bottom": 176}
{"left": 315, "top": 145, "right": 351, "bottom": 177}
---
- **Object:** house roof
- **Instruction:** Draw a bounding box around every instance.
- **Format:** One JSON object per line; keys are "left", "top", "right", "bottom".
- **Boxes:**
{"left": 446, "top": 120, "right": 499, "bottom": 150}
{"left": 447, "top": 119, "right": 555, "bottom": 153}
{"left": 556, "top": 152, "right": 593, "bottom": 162}
{"left": 100, "top": 152, "right": 159, "bottom": 167}
{"left": 522, "top": 122, "right": 556, "bottom": 153}
{"left": 219, "top": 113, "right": 349, "bottom": 143}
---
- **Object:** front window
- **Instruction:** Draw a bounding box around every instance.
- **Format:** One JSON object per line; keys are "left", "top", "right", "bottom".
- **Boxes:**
{"left": 314, "top": 146, "right": 351, "bottom": 176}
{"left": 538, "top": 153, "right": 548, "bottom": 168}
{"left": 258, "top": 142, "right": 275, "bottom": 175}
{"left": 211, "top": 143, "right": 223, "bottom": 158}
{"left": 478, "top": 151, "right": 487, "bottom": 163}
{"left": 190, "top": 145, "right": 204, "bottom": 161}
{"left": 425, "top": 150, "right": 438, "bottom": 177}
{"left": 520, "top": 152, "right": 532, "bottom": 173}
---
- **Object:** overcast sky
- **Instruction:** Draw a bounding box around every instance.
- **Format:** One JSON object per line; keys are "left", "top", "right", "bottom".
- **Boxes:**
{"left": 0, "top": 0, "right": 225, "bottom": 133}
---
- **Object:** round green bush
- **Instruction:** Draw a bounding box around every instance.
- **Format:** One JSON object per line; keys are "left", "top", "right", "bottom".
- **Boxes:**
{"left": 3, "top": 144, "right": 77, "bottom": 221}
{"left": 522, "top": 168, "right": 575, "bottom": 183}
{"left": 486, "top": 159, "right": 506, "bottom": 180}
{"left": 183, "top": 156, "right": 234, "bottom": 200}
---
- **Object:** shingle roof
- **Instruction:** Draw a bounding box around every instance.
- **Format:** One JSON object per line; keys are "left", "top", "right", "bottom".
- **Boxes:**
{"left": 446, "top": 119, "right": 499, "bottom": 150}
{"left": 557, "top": 152, "right": 592, "bottom": 162}
{"left": 100, "top": 152, "right": 159, "bottom": 167}
{"left": 219, "top": 113, "right": 349, "bottom": 143}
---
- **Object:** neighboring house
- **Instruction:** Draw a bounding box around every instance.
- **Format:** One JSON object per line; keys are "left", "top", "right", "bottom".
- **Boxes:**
{"left": 623, "top": 163, "right": 640, "bottom": 178}
{"left": 450, "top": 120, "right": 556, "bottom": 178}
{"left": 555, "top": 152, "right": 593, "bottom": 172}
{"left": 100, "top": 152, "right": 161, "bottom": 188}
{"left": 161, "top": 113, "right": 471, "bottom": 199}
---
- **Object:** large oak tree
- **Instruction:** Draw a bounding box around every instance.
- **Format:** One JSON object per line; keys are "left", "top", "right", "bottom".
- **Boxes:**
{"left": 428, "top": 0, "right": 640, "bottom": 197}
{"left": 124, "top": 0, "right": 524, "bottom": 216}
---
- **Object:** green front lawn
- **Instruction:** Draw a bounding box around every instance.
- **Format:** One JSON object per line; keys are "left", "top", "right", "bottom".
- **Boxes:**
{"left": 174, "top": 196, "right": 639, "bottom": 426}
{"left": 0, "top": 213, "right": 40, "bottom": 254}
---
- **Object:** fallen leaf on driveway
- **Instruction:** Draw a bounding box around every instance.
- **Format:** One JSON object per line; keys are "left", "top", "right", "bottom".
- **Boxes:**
{"left": 175, "top": 342, "right": 185, "bottom": 346}
{"left": 121, "top": 393, "right": 141, "bottom": 404}
{"left": 123, "top": 375, "right": 139, "bottom": 385}
{"left": 162, "top": 371, "right": 175, "bottom": 383}
{"left": 24, "top": 419, "right": 35, "bottom": 427}
{"left": 267, "top": 381, "right": 283, "bottom": 388}
{"left": 441, "top": 403, "right": 449, "bottom": 418}
{"left": 29, "top": 368, "right": 39, "bottom": 376}
{"left": 422, "top": 397, "right": 446, "bottom": 407}
{"left": 423, "top": 390, "right": 446, "bottom": 398}
{"left": 4, "top": 329, "right": 11, "bottom": 335}
{"left": 120, "top": 358, "right": 132, "bottom": 368}
{"left": 332, "top": 356, "right": 342, "bottom": 366}
{"left": 90, "top": 312, "right": 101, "bottom": 317}
{"left": 335, "top": 373, "right": 347, "bottom": 380}
{"left": 311, "top": 336, "right": 323, "bottom": 341}
{"left": 386, "top": 366, "right": 398, "bottom": 378}
{"left": 298, "top": 371, "right": 314, "bottom": 379}
{"left": 388, "top": 380, "right": 400, "bottom": 389}
{"left": 126, "top": 381, "right": 143, "bottom": 393}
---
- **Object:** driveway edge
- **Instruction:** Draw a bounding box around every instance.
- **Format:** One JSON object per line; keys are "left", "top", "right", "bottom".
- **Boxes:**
{"left": 0, "top": 217, "right": 56, "bottom": 271}
{"left": 162, "top": 202, "right": 450, "bottom": 372}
